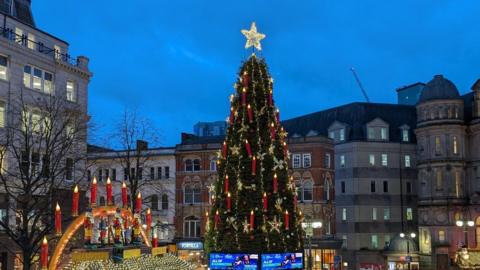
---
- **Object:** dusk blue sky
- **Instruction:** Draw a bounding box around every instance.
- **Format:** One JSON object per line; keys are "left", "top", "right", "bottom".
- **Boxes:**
{"left": 33, "top": 1, "right": 480, "bottom": 147}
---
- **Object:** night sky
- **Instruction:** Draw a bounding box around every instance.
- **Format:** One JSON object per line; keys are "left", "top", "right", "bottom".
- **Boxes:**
{"left": 33, "top": 1, "right": 480, "bottom": 147}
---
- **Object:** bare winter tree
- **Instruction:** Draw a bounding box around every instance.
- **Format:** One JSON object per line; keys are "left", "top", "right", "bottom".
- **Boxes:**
{"left": 0, "top": 91, "right": 89, "bottom": 269}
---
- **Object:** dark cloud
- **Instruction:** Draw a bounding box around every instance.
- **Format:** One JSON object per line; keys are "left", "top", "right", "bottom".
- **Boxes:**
{"left": 32, "top": 0, "right": 480, "bottom": 146}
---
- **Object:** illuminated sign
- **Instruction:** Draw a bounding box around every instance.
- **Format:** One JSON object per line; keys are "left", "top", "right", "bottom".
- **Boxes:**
{"left": 178, "top": 241, "right": 203, "bottom": 250}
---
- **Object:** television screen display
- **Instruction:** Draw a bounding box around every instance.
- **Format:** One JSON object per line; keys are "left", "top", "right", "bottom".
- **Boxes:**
{"left": 261, "top": 252, "right": 304, "bottom": 269}
{"left": 209, "top": 253, "right": 259, "bottom": 270}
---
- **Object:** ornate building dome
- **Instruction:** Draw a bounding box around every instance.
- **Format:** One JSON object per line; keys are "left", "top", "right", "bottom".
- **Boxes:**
{"left": 418, "top": 75, "right": 460, "bottom": 104}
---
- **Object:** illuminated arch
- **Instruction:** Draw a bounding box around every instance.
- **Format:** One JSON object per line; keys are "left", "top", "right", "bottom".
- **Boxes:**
{"left": 49, "top": 206, "right": 151, "bottom": 270}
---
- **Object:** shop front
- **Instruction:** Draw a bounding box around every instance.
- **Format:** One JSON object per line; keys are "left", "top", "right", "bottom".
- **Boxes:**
{"left": 176, "top": 240, "right": 205, "bottom": 267}
{"left": 305, "top": 237, "right": 343, "bottom": 270}
{"left": 383, "top": 236, "right": 419, "bottom": 270}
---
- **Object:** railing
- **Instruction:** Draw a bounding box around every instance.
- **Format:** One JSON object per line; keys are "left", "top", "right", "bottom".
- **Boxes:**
{"left": 0, "top": 27, "right": 79, "bottom": 66}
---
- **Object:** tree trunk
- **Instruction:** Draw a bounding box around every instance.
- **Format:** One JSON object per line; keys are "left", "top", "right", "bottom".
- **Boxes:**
{"left": 22, "top": 249, "right": 32, "bottom": 270}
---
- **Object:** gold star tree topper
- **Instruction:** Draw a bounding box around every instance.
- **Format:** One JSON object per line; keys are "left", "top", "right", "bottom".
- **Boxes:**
{"left": 241, "top": 22, "right": 266, "bottom": 51}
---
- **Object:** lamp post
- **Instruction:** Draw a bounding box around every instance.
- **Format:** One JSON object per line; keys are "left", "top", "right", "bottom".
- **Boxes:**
{"left": 302, "top": 219, "right": 322, "bottom": 270}
{"left": 400, "top": 232, "right": 416, "bottom": 270}
{"left": 456, "top": 220, "right": 475, "bottom": 248}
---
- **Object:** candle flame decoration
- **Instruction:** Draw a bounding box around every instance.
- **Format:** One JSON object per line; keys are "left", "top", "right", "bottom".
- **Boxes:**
{"left": 251, "top": 210, "right": 254, "bottom": 215}
{"left": 56, "top": 203, "right": 60, "bottom": 211}
{"left": 286, "top": 210, "right": 288, "bottom": 215}
{"left": 74, "top": 185, "right": 78, "bottom": 193}
{"left": 137, "top": 193, "right": 142, "bottom": 199}
{"left": 107, "top": 177, "right": 111, "bottom": 184}
{"left": 227, "top": 192, "right": 231, "bottom": 198}
{"left": 122, "top": 182, "right": 126, "bottom": 188}
{"left": 43, "top": 236, "right": 47, "bottom": 244}
{"left": 242, "top": 88, "right": 246, "bottom": 93}
{"left": 153, "top": 231, "right": 157, "bottom": 238}
{"left": 147, "top": 208, "right": 151, "bottom": 214}
{"left": 206, "top": 211, "right": 209, "bottom": 217}
{"left": 92, "top": 177, "right": 97, "bottom": 184}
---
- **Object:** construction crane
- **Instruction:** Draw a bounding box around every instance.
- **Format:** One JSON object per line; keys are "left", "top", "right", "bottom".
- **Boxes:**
{"left": 350, "top": 67, "right": 371, "bottom": 103}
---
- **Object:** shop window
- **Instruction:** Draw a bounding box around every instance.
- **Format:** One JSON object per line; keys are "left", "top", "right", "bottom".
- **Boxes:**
{"left": 184, "top": 216, "right": 200, "bottom": 238}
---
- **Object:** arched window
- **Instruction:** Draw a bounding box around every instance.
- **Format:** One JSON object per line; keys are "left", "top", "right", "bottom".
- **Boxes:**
{"left": 185, "top": 184, "right": 201, "bottom": 204}
{"left": 161, "top": 194, "right": 168, "bottom": 210}
{"left": 184, "top": 216, "right": 201, "bottom": 238}
{"left": 295, "top": 181, "right": 302, "bottom": 200}
{"left": 99, "top": 196, "right": 105, "bottom": 206}
{"left": 324, "top": 179, "right": 330, "bottom": 201}
{"left": 151, "top": 195, "right": 158, "bottom": 210}
{"left": 303, "top": 181, "right": 313, "bottom": 201}
{"left": 185, "top": 159, "right": 193, "bottom": 172}
{"left": 193, "top": 159, "right": 201, "bottom": 171}
{"left": 210, "top": 158, "right": 217, "bottom": 171}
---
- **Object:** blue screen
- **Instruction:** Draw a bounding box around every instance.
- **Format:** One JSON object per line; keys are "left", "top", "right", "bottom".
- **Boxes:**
{"left": 261, "top": 253, "right": 304, "bottom": 269}
{"left": 210, "top": 253, "right": 259, "bottom": 270}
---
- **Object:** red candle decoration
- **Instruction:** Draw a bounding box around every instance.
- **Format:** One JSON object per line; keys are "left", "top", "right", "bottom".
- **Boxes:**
{"left": 229, "top": 107, "right": 234, "bottom": 124}
{"left": 55, "top": 202, "right": 62, "bottom": 235}
{"left": 245, "top": 140, "right": 252, "bottom": 157}
{"left": 215, "top": 210, "right": 220, "bottom": 228}
{"left": 152, "top": 232, "right": 158, "bottom": 248}
{"left": 250, "top": 210, "right": 254, "bottom": 231}
{"left": 122, "top": 182, "right": 128, "bottom": 208}
{"left": 242, "top": 71, "right": 249, "bottom": 87}
{"left": 247, "top": 104, "right": 253, "bottom": 123}
{"left": 242, "top": 88, "right": 247, "bottom": 106}
{"left": 285, "top": 210, "right": 290, "bottom": 230}
{"left": 251, "top": 156, "right": 257, "bottom": 176}
{"left": 270, "top": 122, "right": 276, "bottom": 139}
{"left": 263, "top": 192, "right": 267, "bottom": 212}
{"left": 40, "top": 237, "right": 48, "bottom": 269}
{"left": 72, "top": 185, "right": 79, "bottom": 217}
{"left": 106, "top": 177, "right": 112, "bottom": 205}
{"left": 90, "top": 177, "right": 97, "bottom": 206}
{"left": 211, "top": 195, "right": 215, "bottom": 204}
{"left": 268, "top": 89, "right": 273, "bottom": 106}
{"left": 136, "top": 193, "right": 142, "bottom": 213}
{"left": 222, "top": 141, "right": 227, "bottom": 157}
{"left": 276, "top": 109, "right": 280, "bottom": 123}
{"left": 227, "top": 192, "right": 231, "bottom": 211}
{"left": 225, "top": 175, "right": 229, "bottom": 194}
{"left": 283, "top": 142, "right": 288, "bottom": 157}
{"left": 273, "top": 173, "right": 278, "bottom": 193}
{"left": 146, "top": 208, "right": 152, "bottom": 232}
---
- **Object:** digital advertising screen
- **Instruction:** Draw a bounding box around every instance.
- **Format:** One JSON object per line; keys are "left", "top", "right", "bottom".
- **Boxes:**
{"left": 261, "top": 252, "right": 304, "bottom": 269}
{"left": 209, "top": 253, "right": 259, "bottom": 270}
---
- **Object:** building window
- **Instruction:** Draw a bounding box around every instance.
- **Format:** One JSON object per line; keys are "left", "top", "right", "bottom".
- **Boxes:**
{"left": 123, "top": 168, "right": 128, "bottom": 181}
{"left": 184, "top": 184, "right": 201, "bottom": 204}
{"left": 27, "top": 33, "right": 35, "bottom": 50}
{"left": 402, "top": 129, "right": 409, "bottom": 142}
{"left": 150, "top": 167, "right": 155, "bottom": 180}
{"left": 137, "top": 167, "right": 143, "bottom": 180}
{"left": 161, "top": 194, "right": 168, "bottom": 210}
{"left": 303, "top": 153, "right": 312, "bottom": 168}
{"left": 453, "top": 136, "right": 459, "bottom": 155}
{"left": 380, "top": 127, "right": 387, "bottom": 140}
{"left": 406, "top": 208, "right": 413, "bottom": 221}
{"left": 0, "top": 101, "right": 5, "bottom": 128}
{"left": 0, "top": 208, "right": 6, "bottom": 230}
{"left": 0, "top": 55, "right": 8, "bottom": 80}
{"left": 455, "top": 171, "right": 461, "bottom": 198}
{"left": 342, "top": 208, "right": 347, "bottom": 221}
{"left": 369, "top": 154, "right": 375, "bottom": 166}
{"left": 324, "top": 180, "right": 330, "bottom": 201}
{"left": 165, "top": 166, "right": 170, "bottom": 178}
{"left": 371, "top": 235, "right": 378, "bottom": 249}
{"left": 303, "top": 181, "right": 313, "bottom": 201}
{"left": 372, "top": 207, "right": 377, "bottom": 220}
{"left": 66, "top": 81, "right": 76, "bottom": 102}
{"left": 435, "top": 136, "right": 441, "bottom": 155}
{"left": 185, "top": 159, "right": 193, "bottom": 171}
{"left": 406, "top": 182, "right": 412, "bottom": 194}
{"left": 157, "top": 167, "right": 162, "bottom": 179}
{"left": 340, "top": 155, "right": 345, "bottom": 168}
{"left": 151, "top": 195, "right": 158, "bottom": 210}
{"left": 384, "top": 234, "right": 391, "bottom": 248}
{"left": 23, "top": 65, "right": 54, "bottom": 94}
{"left": 184, "top": 216, "right": 201, "bottom": 238}
{"left": 210, "top": 159, "right": 217, "bottom": 171}
{"left": 370, "top": 181, "right": 376, "bottom": 193}
{"left": 292, "top": 154, "right": 301, "bottom": 168}
{"left": 436, "top": 170, "right": 443, "bottom": 190}
{"left": 341, "top": 181, "right": 345, "bottom": 193}
{"left": 368, "top": 127, "right": 375, "bottom": 140}
{"left": 438, "top": 230, "right": 445, "bottom": 242}
{"left": 405, "top": 155, "right": 411, "bottom": 168}
{"left": 65, "top": 158, "right": 73, "bottom": 181}
{"left": 384, "top": 208, "right": 390, "bottom": 220}
{"left": 342, "top": 235, "right": 347, "bottom": 249}
{"left": 193, "top": 159, "right": 200, "bottom": 171}
{"left": 381, "top": 154, "right": 388, "bottom": 166}
{"left": 339, "top": 128, "right": 345, "bottom": 141}
{"left": 322, "top": 153, "right": 328, "bottom": 168}
{"left": 112, "top": 169, "right": 116, "bottom": 181}
{"left": 329, "top": 131, "right": 335, "bottom": 139}
{"left": 383, "top": 181, "right": 388, "bottom": 193}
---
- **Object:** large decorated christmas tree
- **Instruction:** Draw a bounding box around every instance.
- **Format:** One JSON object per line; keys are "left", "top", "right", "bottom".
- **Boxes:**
{"left": 205, "top": 23, "right": 303, "bottom": 254}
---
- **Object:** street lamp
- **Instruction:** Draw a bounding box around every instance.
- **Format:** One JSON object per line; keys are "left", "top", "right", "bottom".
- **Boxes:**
{"left": 456, "top": 219, "right": 475, "bottom": 248}
{"left": 302, "top": 219, "right": 322, "bottom": 270}
{"left": 400, "top": 232, "right": 416, "bottom": 270}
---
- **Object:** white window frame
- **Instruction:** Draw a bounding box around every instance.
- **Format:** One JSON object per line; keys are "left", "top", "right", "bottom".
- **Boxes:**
{"left": 405, "top": 155, "right": 411, "bottom": 168}
{"left": 303, "top": 153, "right": 312, "bottom": 168}
{"left": 381, "top": 154, "right": 388, "bottom": 167}
{"left": 210, "top": 159, "right": 217, "bottom": 171}
{"left": 380, "top": 127, "right": 387, "bottom": 140}
{"left": 23, "top": 65, "right": 54, "bottom": 94}
{"left": 66, "top": 80, "right": 77, "bottom": 102}
{"left": 371, "top": 235, "right": 378, "bottom": 249}
{"left": 372, "top": 207, "right": 377, "bottom": 221}
{"left": 292, "top": 154, "right": 301, "bottom": 168}
{"left": 183, "top": 217, "right": 201, "bottom": 238}
{"left": 438, "top": 230, "right": 445, "bottom": 241}
{"left": 453, "top": 136, "right": 459, "bottom": 155}
{"left": 339, "top": 128, "right": 345, "bottom": 141}
{"left": 406, "top": 207, "right": 413, "bottom": 221}
{"left": 0, "top": 55, "right": 8, "bottom": 81}
{"left": 368, "top": 127, "right": 375, "bottom": 140}
{"left": 384, "top": 208, "right": 390, "bottom": 220}
{"left": 369, "top": 154, "right": 375, "bottom": 166}
{"left": 342, "top": 208, "right": 347, "bottom": 221}
{"left": 402, "top": 129, "right": 409, "bottom": 142}
{"left": 340, "top": 155, "right": 345, "bottom": 168}
{"left": 303, "top": 180, "right": 313, "bottom": 202}
{"left": 0, "top": 101, "right": 5, "bottom": 128}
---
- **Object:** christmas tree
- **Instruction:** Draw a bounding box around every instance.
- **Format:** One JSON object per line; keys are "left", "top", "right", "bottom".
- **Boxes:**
{"left": 205, "top": 23, "right": 303, "bottom": 254}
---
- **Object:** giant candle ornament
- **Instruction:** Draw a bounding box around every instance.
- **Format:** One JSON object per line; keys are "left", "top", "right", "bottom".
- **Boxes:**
{"left": 276, "top": 108, "right": 280, "bottom": 123}
{"left": 72, "top": 185, "right": 79, "bottom": 217}
{"left": 251, "top": 156, "right": 257, "bottom": 176}
{"left": 229, "top": 107, "right": 234, "bottom": 124}
{"left": 245, "top": 140, "right": 252, "bottom": 157}
{"left": 273, "top": 173, "right": 278, "bottom": 193}
{"left": 227, "top": 192, "right": 231, "bottom": 211}
{"left": 55, "top": 203, "right": 61, "bottom": 235}
{"left": 215, "top": 210, "right": 220, "bottom": 228}
{"left": 225, "top": 175, "right": 229, "bottom": 194}
{"left": 263, "top": 192, "right": 267, "bottom": 212}
{"left": 136, "top": 193, "right": 142, "bottom": 213}
{"left": 283, "top": 141, "right": 288, "bottom": 157}
{"left": 270, "top": 122, "right": 276, "bottom": 139}
{"left": 152, "top": 231, "right": 158, "bottom": 247}
{"left": 247, "top": 104, "right": 253, "bottom": 123}
{"left": 146, "top": 208, "right": 152, "bottom": 232}
{"left": 268, "top": 89, "right": 273, "bottom": 106}
{"left": 121, "top": 182, "right": 128, "bottom": 208}
{"left": 242, "top": 88, "right": 247, "bottom": 106}
{"left": 250, "top": 210, "right": 254, "bottom": 231}
{"left": 222, "top": 141, "right": 227, "bottom": 157}
{"left": 285, "top": 210, "right": 289, "bottom": 230}
{"left": 90, "top": 177, "right": 97, "bottom": 206}
{"left": 106, "top": 177, "right": 112, "bottom": 205}
{"left": 41, "top": 237, "right": 48, "bottom": 269}
{"left": 242, "top": 71, "right": 249, "bottom": 87}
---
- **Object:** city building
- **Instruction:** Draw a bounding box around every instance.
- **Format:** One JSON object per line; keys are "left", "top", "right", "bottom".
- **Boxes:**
{"left": 397, "top": 82, "right": 425, "bottom": 106}
{"left": 193, "top": 121, "right": 227, "bottom": 137}
{"left": 87, "top": 143, "right": 176, "bottom": 243}
{"left": 0, "top": 0, "right": 92, "bottom": 268}
{"left": 283, "top": 102, "right": 419, "bottom": 269}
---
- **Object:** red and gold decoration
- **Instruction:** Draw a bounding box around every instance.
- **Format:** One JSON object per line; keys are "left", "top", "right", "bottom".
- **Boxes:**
{"left": 106, "top": 177, "right": 113, "bottom": 205}
{"left": 122, "top": 182, "right": 128, "bottom": 208}
{"left": 41, "top": 237, "right": 48, "bottom": 269}
{"left": 90, "top": 177, "right": 97, "bottom": 206}
{"left": 55, "top": 202, "right": 62, "bottom": 235}
{"left": 136, "top": 193, "right": 142, "bottom": 213}
{"left": 72, "top": 185, "right": 79, "bottom": 217}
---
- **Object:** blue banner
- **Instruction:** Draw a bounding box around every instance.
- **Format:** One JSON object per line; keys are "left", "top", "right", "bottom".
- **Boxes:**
{"left": 210, "top": 253, "right": 259, "bottom": 270}
{"left": 261, "top": 253, "right": 304, "bottom": 269}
